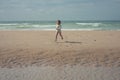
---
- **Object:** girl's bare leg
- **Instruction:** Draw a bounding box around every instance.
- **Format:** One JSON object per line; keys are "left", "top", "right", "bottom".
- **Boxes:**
{"left": 59, "top": 32, "right": 63, "bottom": 40}
{"left": 55, "top": 31, "right": 59, "bottom": 41}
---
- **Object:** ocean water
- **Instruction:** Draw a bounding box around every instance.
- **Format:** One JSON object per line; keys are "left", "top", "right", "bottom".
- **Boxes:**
{"left": 0, "top": 21, "right": 120, "bottom": 31}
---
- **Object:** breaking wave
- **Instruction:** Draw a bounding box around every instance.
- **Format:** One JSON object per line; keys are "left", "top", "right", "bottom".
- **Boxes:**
{"left": 76, "top": 23, "right": 102, "bottom": 27}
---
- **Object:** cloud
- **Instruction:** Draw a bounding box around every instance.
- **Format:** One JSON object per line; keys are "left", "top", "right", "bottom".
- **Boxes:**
{"left": 0, "top": 0, "right": 120, "bottom": 21}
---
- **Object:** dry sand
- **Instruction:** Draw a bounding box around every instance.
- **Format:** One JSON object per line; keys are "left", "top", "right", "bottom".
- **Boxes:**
{"left": 0, "top": 65, "right": 120, "bottom": 80}
{"left": 0, "top": 31, "right": 120, "bottom": 80}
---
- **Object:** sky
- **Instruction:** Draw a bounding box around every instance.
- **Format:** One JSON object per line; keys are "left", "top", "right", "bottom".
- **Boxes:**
{"left": 0, "top": 0, "right": 120, "bottom": 21}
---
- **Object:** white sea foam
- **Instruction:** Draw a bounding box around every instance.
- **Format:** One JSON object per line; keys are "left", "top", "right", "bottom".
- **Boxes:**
{"left": 62, "top": 28, "right": 102, "bottom": 31}
{"left": 0, "top": 23, "right": 19, "bottom": 26}
{"left": 76, "top": 23, "right": 102, "bottom": 27}
{"left": 32, "top": 25, "right": 55, "bottom": 28}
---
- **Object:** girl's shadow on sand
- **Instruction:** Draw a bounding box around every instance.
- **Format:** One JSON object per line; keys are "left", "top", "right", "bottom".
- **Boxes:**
{"left": 56, "top": 41, "right": 82, "bottom": 44}
{"left": 65, "top": 41, "right": 82, "bottom": 44}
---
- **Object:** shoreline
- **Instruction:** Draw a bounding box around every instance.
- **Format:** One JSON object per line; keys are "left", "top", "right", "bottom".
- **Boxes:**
{"left": 0, "top": 29, "right": 120, "bottom": 31}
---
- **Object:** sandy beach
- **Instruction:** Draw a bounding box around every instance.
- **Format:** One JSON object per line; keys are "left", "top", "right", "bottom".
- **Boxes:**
{"left": 0, "top": 31, "right": 120, "bottom": 80}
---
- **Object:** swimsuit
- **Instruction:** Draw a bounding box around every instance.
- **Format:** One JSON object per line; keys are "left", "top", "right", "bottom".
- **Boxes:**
{"left": 56, "top": 25, "right": 62, "bottom": 32}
